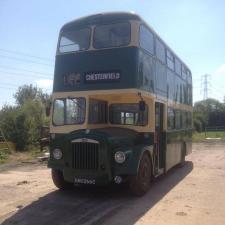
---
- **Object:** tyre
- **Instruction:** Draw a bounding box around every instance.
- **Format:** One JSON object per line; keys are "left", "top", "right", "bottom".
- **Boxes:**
{"left": 51, "top": 169, "right": 73, "bottom": 190}
{"left": 129, "top": 153, "right": 152, "bottom": 196}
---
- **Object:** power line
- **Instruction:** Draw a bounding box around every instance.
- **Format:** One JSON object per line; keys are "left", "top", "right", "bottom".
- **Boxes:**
{"left": 0, "top": 84, "right": 52, "bottom": 91}
{"left": 0, "top": 55, "right": 54, "bottom": 67}
{"left": 0, "top": 48, "right": 53, "bottom": 62}
{"left": 0, "top": 69, "right": 52, "bottom": 79}
{"left": 0, "top": 86, "right": 16, "bottom": 90}
{"left": 210, "top": 83, "right": 225, "bottom": 93}
{"left": 0, "top": 83, "right": 52, "bottom": 89}
{"left": 0, "top": 84, "right": 18, "bottom": 90}
{"left": 0, "top": 65, "right": 53, "bottom": 76}
{"left": 0, "top": 82, "right": 19, "bottom": 88}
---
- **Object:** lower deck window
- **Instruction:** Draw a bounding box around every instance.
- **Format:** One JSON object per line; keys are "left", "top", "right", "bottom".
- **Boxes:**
{"left": 88, "top": 99, "right": 108, "bottom": 124}
{"left": 168, "top": 107, "right": 175, "bottom": 130}
{"left": 53, "top": 98, "right": 85, "bottom": 125}
{"left": 109, "top": 103, "right": 148, "bottom": 126}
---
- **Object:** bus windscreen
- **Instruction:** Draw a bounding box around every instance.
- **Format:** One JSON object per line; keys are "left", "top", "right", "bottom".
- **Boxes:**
{"left": 93, "top": 22, "right": 131, "bottom": 49}
{"left": 59, "top": 27, "right": 91, "bottom": 53}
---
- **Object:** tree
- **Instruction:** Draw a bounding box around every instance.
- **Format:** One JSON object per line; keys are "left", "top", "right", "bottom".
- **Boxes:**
{"left": 14, "top": 84, "right": 51, "bottom": 106}
{"left": 193, "top": 98, "right": 225, "bottom": 131}
{"left": 0, "top": 85, "right": 50, "bottom": 150}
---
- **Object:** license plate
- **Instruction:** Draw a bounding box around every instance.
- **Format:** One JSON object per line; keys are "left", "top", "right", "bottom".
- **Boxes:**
{"left": 74, "top": 178, "right": 96, "bottom": 185}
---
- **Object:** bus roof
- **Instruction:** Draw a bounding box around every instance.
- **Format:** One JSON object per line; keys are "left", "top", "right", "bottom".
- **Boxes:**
{"left": 61, "top": 12, "right": 191, "bottom": 74}
{"left": 61, "top": 12, "right": 141, "bottom": 30}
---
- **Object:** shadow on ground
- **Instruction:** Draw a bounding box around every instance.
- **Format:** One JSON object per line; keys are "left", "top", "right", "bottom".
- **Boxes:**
{"left": 2, "top": 161, "right": 193, "bottom": 225}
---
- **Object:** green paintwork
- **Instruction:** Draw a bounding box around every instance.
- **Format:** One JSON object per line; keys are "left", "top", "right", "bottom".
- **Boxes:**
{"left": 48, "top": 128, "right": 155, "bottom": 185}
{"left": 54, "top": 46, "right": 192, "bottom": 106}
{"left": 50, "top": 12, "right": 193, "bottom": 186}
{"left": 53, "top": 47, "right": 139, "bottom": 92}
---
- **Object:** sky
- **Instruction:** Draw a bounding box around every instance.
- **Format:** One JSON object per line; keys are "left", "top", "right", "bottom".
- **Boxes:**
{"left": 0, "top": 0, "right": 225, "bottom": 108}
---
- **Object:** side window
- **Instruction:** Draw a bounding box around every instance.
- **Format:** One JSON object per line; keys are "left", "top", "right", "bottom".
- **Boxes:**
{"left": 140, "top": 25, "right": 154, "bottom": 54}
{"left": 88, "top": 99, "right": 108, "bottom": 124}
{"left": 185, "top": 111, "right": 189, "bottom": 129}
{"left": 187, "top": 71, "right": 192, "bottom": 84}
{"left": 182, "top": 111, "right": 187, "bottom": 129}
{"left": 182, "top": 65, "right": 187, "bottom": 80}
{"left": 167, "top": 107, "right": 175, "bottom": 130}
{"left": 166, "top": 49, "right": 175, "bottom": 70}
{"left": 175, "top": 58, "right": 181, "bottom": 75}
{"left": 175, "top": 110, "right": 181, "bottom": 129}
{"left": 187, "top": 112, "right": 192, "bottom": 129}
{"left": 156, "top": 38, "right": 166, "bottom": 63}
{"left": 187, "top": 72, "right": 192, "bottom": 105}
{"left": 180, "top": 82, "right": 183, "bottom": 103}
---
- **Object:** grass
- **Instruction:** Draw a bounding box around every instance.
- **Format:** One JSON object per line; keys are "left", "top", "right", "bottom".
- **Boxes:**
{"left": 1, "top": 132, "right": 225, "bottom": 163}
{"left": 0, "top": 148, "right": 10, "bottom": 163}
{"left": 0, "top": 143, "right": 44, "bottom": 164}
{"left": 192, "top": 131, "right": 225, "bottom": 142}
{"left": 0, "top": 142, "right": 14, "bottom": 163}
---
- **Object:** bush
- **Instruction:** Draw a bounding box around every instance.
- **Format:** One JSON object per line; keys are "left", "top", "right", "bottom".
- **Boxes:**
{"left": 0, "top": 85, "right": 51, "bottom": 151}
{"left": 193, "top": 119, "right": 202, "bottom": 132}
{"left": 0, "top": 147, "right": 11, "bottom": 163}
{"left": 0, "top": 100, "right": 48, "bottom": 151}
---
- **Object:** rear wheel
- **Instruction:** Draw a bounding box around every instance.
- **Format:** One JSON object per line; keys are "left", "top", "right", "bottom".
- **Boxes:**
{"left": 51, "top": 169, "right": 73, "bottom": 190}
{"left": 129, "top": 153, "right": 152, "bottom": 196}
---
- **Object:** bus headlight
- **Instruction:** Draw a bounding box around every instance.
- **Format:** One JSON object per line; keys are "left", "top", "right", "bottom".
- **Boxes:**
{"left": 53, "top": 148, "right": 62, "bottom": 160}
{"left": 115, "top": 151, "right": 126, "bottom": 164}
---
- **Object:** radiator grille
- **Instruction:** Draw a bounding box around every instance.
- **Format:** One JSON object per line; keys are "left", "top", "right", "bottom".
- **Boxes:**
{"left": 72, "top": 142, "right": 99, "bottom": 170}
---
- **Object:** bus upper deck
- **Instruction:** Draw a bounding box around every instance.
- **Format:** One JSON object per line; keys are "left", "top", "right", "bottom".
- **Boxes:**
{"left": 53, "top": 12, "right": 192, "bottom": 106}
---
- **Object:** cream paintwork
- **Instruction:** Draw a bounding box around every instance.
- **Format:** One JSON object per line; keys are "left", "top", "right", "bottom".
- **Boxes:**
{"left": 50, "top": 89, "right": 153, "bottom": 134}
{"left": 166, "top": 142, "right": 182, "bottom": 171}
{"left": 50, "top": 88, "right": 192, "bottom": 134}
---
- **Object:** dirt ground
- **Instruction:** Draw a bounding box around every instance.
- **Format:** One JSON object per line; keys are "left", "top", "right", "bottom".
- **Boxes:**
{"left": 0, "top": 142, "right": 225, "bottom": 225}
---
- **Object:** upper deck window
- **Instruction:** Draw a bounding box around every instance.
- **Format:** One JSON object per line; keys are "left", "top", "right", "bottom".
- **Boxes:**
{"left": 156, "top": 38, "right": 166, "bottom": 63}
{"left": 59, "top": 28, "right": 91, "bottom": 53}
{"left": 93, "top": 22, "right": 130, "bottom": 49}
{"left": 175, "top": 58, "right": 182, "bottom": 75}
{"left": 166, "top": 49, "right": 175, "bottom": 71}
{"left": 139, "top": 25, "right": 154, "bottom": 54}
{"left": 182, "top": 65, "right": 188, "bottom": 80}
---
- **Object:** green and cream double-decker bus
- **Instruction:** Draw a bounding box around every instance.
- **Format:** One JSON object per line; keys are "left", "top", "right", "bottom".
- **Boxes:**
{"left": 48, "top": 12, "right": 192, "bottom": 196}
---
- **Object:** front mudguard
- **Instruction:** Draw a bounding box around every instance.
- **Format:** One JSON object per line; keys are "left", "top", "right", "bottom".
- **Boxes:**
{"left": 113, "top": 145, "right": 154, "bottom": 176}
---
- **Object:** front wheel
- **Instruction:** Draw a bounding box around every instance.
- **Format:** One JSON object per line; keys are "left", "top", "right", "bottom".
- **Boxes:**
{"left": 51, "top": 169, "right": 73, "bottom": 190}
{"left": 129, "top": 153, "right": 152, "bottom": 196}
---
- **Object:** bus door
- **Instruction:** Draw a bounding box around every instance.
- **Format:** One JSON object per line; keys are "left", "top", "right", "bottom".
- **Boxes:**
{"left": 154, "top": 102, "right": 165, "bottom": 174}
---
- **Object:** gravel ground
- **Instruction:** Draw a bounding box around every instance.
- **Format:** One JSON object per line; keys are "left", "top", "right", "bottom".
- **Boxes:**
{"left": 0, "top": 142, "right": 225, "bottom": 225}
